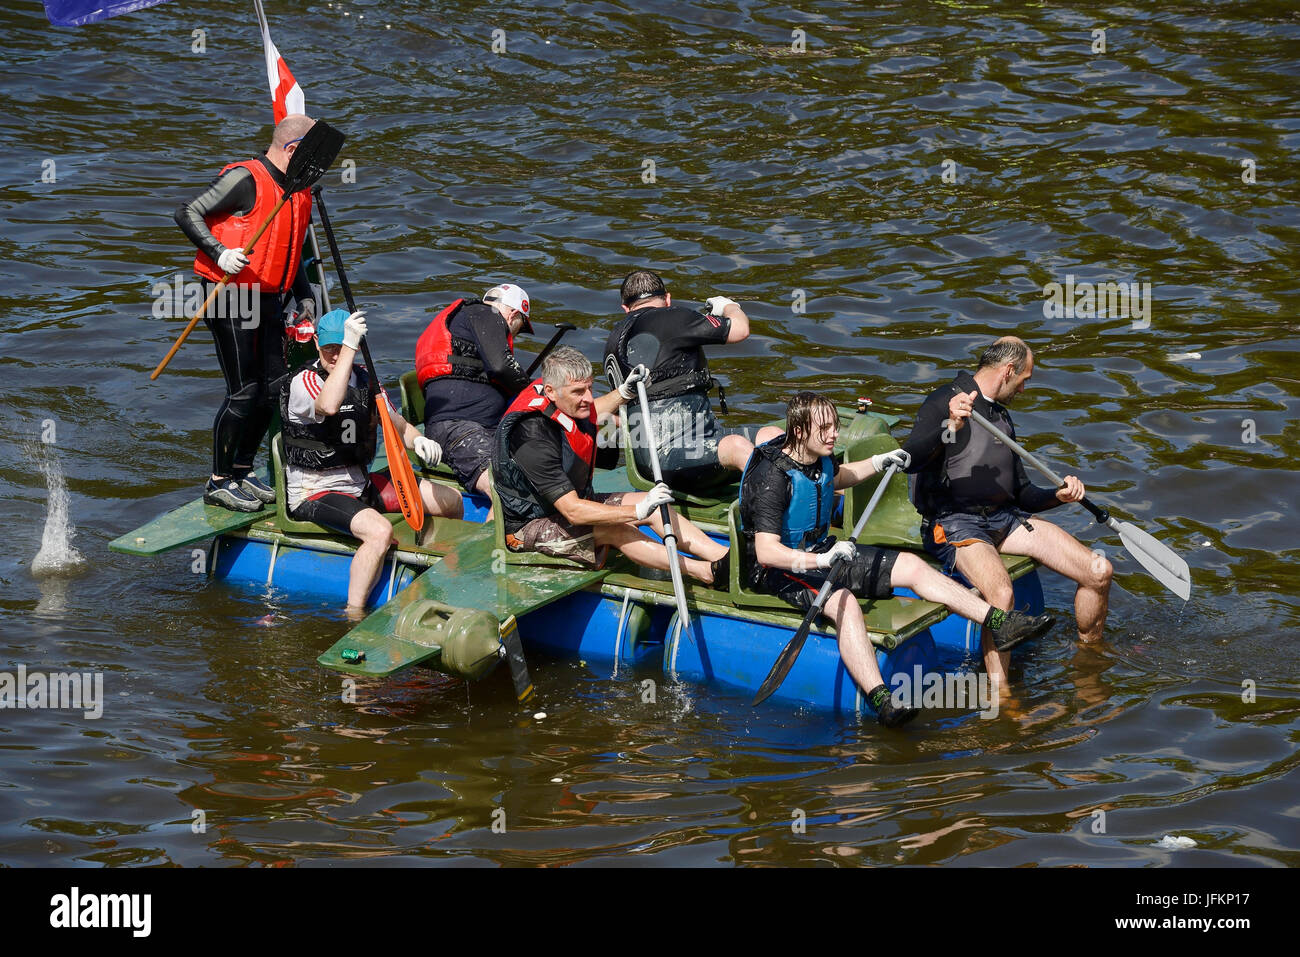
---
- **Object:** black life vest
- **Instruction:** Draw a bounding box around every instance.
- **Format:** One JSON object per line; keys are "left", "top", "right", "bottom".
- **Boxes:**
{"left": 415, "top": 299, "right": 515, "bottom": 388}
{"left": 279, "top": 359, "right": 378, "bottom": 470}
{"left": 492, "top": 380, "right": 599, "bottom": 530}
{"left": 606, "top": 306, "right": 716, "bottom": 402}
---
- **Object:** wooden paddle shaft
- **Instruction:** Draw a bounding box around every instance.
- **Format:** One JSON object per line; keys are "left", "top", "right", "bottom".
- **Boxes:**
{"left": 150, "top": 192, "right": 290, "bottom": 379}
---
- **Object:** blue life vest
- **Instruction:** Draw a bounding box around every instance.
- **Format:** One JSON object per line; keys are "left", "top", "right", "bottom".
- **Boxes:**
{"left": 740, "top": 437, "right": 836, "bottom": 550}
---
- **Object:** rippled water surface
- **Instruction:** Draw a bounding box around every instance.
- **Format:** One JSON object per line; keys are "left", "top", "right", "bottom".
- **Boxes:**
{"left": 1, "top": 0, "right": 1297, "bottom": 867}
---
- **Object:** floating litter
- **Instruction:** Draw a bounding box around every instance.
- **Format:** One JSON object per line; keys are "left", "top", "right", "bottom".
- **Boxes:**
{"left": 550, "top": 777, "right": 562, "bottom": 783}
{"left": 533, "top": 711, "right": 547, "bottom": 720}
{"left": 1155, "top": 835, "right": 1196, "bottom": 849}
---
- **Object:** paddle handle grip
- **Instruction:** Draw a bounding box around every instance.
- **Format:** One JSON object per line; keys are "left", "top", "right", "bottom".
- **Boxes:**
{"left": 1080, "top": 497, "right": 1110, "bottom": 525}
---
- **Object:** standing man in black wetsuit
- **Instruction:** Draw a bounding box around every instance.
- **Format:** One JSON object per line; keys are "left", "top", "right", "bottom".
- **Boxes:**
{"left": 414, "top": 283, "right": 532, "bottom": 498}
{"left": 175, "top": 113, "right": 320, "bottom": 512}
{"left": 604, "top": 269, "right": 781, "bottom": 492}
{"left": 900, "top": 336, "right": 1113, "bottom": 685}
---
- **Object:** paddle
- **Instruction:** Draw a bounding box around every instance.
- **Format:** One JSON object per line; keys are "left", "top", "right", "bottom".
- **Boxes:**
{"left": 967, "top": 409, "right": 1191, "bottom": 600}
{"left": 152, "top": 120, "right": 346, "bottom": 379}
{"left": 525, "top": 322, "right": 577, "bottom": 377}
{"left": 604, "top": 356, "right": 692, "bottom": 643}
{"left": 312, "top": 185, "right": 425, "bottom": 533}
{"left": 752, "top": 463, "right": 900, "bottom": 707}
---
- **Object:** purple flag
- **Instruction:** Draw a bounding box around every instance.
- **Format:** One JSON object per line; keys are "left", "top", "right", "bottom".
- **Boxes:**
{"left": 43, "top": 0, "right": 174, "bottom": 26}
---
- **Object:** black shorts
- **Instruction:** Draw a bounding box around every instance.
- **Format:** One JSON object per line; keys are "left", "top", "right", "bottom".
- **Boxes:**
{"left": 922, "top": 506, "right": 1026, "bottom": 574}
{"left": 753, "top": 540, "right": 898, "bottom": 612}
{"left": 288, "top": 478, "right": 393, "bottom": 535}
{"left": 427, "top": 418, "right": 494, "bottom": 493}
{"left": 629, "top": 402, "right": 756, "bottom": 490}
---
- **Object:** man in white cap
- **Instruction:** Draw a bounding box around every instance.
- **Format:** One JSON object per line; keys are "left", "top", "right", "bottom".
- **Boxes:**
{"left": 414, "top": 283, "right": 534, "bottom": 498}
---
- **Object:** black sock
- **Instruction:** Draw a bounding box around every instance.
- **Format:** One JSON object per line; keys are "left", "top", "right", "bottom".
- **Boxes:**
{"left": 984, "top": 607, "right": 1007, "bottom": 631}
{"left": 867, "top": 683, "right": 891, "bottom": 712}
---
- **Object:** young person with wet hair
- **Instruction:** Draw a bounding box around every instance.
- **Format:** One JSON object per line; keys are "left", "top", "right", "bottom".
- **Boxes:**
{"left": 901, "top": 336, "right": 1111, "bottom": 686}
{"left": 604, "top": 268, "right": 781, "bottom": 492}
{"left": 492, "top": 346, "right": 730, "bottom": 583}
{"left": 740, "top": 392, "right": 1055, "bottom": 727}
{"left": 175, "top": 113, "right": 321, "bottom": 512}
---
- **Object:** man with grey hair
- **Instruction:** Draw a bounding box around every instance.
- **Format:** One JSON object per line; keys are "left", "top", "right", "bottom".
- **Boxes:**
{"left": 175, "top": 113, "right": 321, "bottom": 512}
{"left": 901, "top": 336, "right": 1113, "bottom": 684}
{"left": 491, "top": 346, "right": 730, "bottom": 583}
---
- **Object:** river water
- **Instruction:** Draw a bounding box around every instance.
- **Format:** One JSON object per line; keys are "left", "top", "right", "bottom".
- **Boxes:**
{"left": 0, "top": 0, "right": 1297, "bottom": 867}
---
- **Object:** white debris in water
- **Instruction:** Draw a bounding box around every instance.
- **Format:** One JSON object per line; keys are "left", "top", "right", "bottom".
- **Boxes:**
{"left": 29, "top": 441, "right": 86, "bottom": 576}
{"left": 1167, "top": 352, "right": 1201, "bottom": 361}
{"left": 1155, "top": 835, "right": 1196, "bottom": 849}
{"left": 1201, "top": 540, "right": 1212, "bottom": 547}
{"left": 550, "top": 777, "right": 562, "bottom": 783}
{"left": 533, "top": 711, "right": 547, "bottom": 720}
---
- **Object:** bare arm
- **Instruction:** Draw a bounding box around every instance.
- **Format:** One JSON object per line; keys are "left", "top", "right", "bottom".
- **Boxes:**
{"left": 315, "top": 349, "right": 360, "bottom": 417}
{"left": 722, "top": 302, "right": 750, "bottom": 344}
{"left": 552, "top": 489, "right": 640, "bottom": 527}
{"left": 755, "top": 531, "right": 818, "bottom": 573}
{"left": 834, "top": 457, "right": 880, "bottom": 490}
{"left": 594, "top": 389, "right": 629, "bottom": 420}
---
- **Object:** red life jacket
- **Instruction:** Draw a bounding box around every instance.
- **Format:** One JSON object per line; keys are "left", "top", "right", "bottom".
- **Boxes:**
{"left": 193, "top": 158, "right": 310, "bottom": 293}
{"left": 415, "top": 299, "right": 515, "bottom": 388}
{"left": 492, "top": 381, "right": 599, "bottom": 529}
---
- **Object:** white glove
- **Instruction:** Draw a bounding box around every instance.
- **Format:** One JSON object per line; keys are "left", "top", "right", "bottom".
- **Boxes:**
{"left": 217, "top": 246, "right": 249, "bottom": 275}
{"left": 618, "top": 363, "right": 650, "bottom": 401}
{"left": 871, "top": 449, "right": 911, "bottom": 472}
{"left": 413, "top": 436, "right": 442, "bottom": 468}
{"left": 815, "top": 541, "right": 856, "bottom": 569}
{"left": 635, "top": 482, "right": 674, "bottom": 521}
{"left": 342, "top": 311, "right": 367, "bottom": 351}
{"left": 705, "top": 295, "right": 737, "bottom": 315}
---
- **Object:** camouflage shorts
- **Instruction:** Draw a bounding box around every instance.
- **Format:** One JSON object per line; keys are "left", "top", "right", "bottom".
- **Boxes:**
{"left": 506, "top": 492, "right": 627, "bottom": 568}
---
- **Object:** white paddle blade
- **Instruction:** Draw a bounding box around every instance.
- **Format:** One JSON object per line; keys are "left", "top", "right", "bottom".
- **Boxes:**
{"left": 1115, "top": 520, "right": 1191, "bottom": 600}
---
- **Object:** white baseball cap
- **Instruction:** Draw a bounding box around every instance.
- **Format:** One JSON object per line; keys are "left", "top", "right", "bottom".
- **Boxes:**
{"left": 484, "top": 283, "right": 533, "bottom": 333}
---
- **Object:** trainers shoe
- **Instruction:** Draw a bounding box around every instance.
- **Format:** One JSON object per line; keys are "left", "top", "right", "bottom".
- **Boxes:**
{"left": 234, "top": 472, "right": 276, "bottom": 504}
{"left": 204, "top": 478, "right": 263, "bottom": 513}
{"left": 708, "top": 552, "right": 731, "bottom": 590}
{"left": 868, "top": 684, "right": 919, "bottom": 729}
{"left": 990, "top": 609, "right": 1055, "bottom": 653}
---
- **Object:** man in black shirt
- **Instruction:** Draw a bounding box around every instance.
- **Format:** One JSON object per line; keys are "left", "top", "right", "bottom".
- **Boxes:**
{"left": 492, "top": 346, "right": 730, "bottom": 583}
{"left": 415, "top": 283, "right": 533, "bottom": 496}
{"left": 741, "top": 392, "right": 1055, "bottom": 727}
{"left": 604, "top": 269, "right": 781, "bottom": 491}
{"left": 900, "top": 337, "right": 1113, "bottom": 681}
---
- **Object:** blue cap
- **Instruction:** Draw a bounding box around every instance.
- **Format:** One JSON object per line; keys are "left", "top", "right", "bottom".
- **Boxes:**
{"left": 316, "top": 309, "right": 349, "bottom": 346}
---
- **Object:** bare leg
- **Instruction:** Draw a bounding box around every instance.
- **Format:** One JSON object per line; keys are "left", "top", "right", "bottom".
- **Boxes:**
{"left": 949, "top": 543, "right": 1016, "bottom": 686}
{"left": 823, "top": 588, "right": 886, "bottom": 693}
{"left": 624, "top": 491, "right": 727, "bottom": 561}
{"left": 594, "top": 523, "right": 715, "bottom": 583}
{"left": 346, "top": 507, "right": 397, "bottom": 613}
{"left": 473, "top": 469, "right": 493, "bottom": 522}
{"left": 420, "top": 478, "right": 464, "bottom": 519}
{"left": 1001, "top": 519, "right": 1112, "bottom": 642}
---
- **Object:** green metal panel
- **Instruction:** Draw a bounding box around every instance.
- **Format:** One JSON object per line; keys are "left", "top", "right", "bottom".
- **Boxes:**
{"left": 109, "top": 497, "right": 264, "bottom": 556}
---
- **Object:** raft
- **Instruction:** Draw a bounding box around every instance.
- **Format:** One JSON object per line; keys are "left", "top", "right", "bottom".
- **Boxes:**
{"left": 110, "top": 381, "right": 1044, "bottom": 715}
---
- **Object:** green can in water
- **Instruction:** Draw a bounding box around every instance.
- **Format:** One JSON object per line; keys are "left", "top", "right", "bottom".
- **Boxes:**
{"left": 340, "top": 648, "right": 366, "bottom": 663}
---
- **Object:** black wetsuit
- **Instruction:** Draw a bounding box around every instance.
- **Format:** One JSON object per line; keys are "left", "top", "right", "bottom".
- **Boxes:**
{"left": 175, "top": 157, "right": 314, "bottom": 477}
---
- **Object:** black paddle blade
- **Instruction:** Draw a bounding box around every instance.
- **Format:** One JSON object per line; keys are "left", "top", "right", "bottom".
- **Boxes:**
{"left": 499, "top": 615, "right": 534, "bottom": 704}
{"left": 284, "top": 119, "right": 346, "bottom": 194}
{"left": 751, "top": 617, "right": 815, "bottom": 706}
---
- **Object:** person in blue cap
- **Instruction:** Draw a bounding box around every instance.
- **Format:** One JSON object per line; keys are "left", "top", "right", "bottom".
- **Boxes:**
{"left": 280, "top": 308, "right": 463, "bottom": 614}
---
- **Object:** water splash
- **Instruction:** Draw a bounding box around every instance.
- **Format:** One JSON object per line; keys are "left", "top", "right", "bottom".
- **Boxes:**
{"left": 27, "top": 440, "right": 87, "bottom": 577}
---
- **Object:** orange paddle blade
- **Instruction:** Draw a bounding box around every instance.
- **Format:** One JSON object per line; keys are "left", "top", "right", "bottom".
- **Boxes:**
{"left": 377, "top": 391, "right": 424, "bottom": 532}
